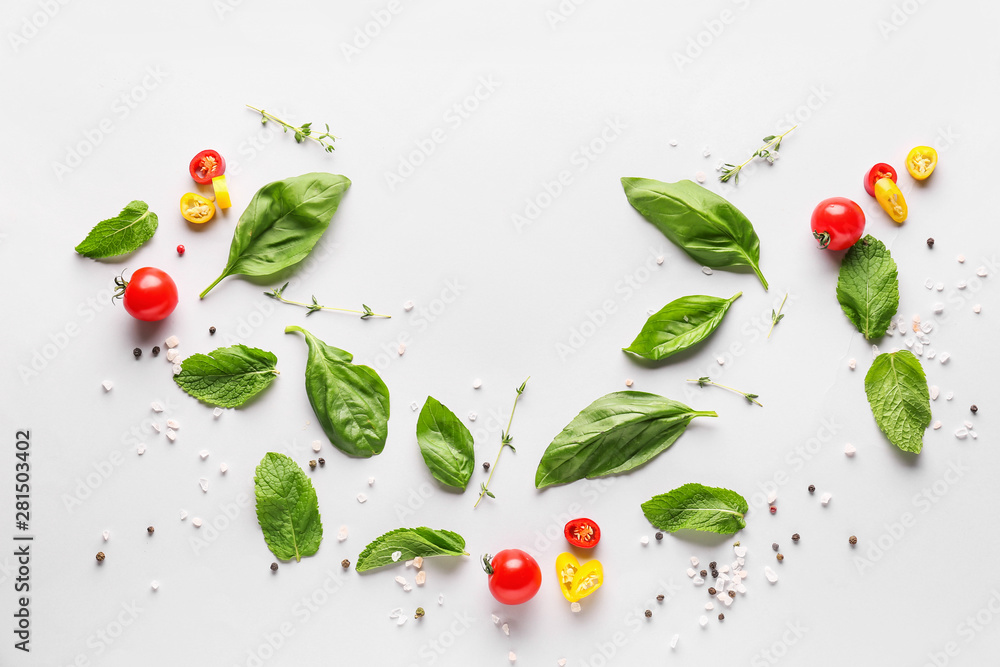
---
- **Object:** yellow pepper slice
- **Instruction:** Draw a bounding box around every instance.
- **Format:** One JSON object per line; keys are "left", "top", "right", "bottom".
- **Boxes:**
{"left": 212, "top": 174, "right": 231, "bottom": 209}
{"left": 906, "top": 146, "right": 937, "bottom": 180}
{"left": 556, "top": 553, "right": 603, "bottom": 603}
{"left": 179, "top": 192, "right": 215, "bottom": 224}
{"left": 874, "top": 177, "right": 907, "bottom": 223}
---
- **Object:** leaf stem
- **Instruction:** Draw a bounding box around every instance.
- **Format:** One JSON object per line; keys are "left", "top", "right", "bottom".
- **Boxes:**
{"left": 200, "top": 272, "right": 228, "bottom": 299}
{"left": 265, "top": 283, "right": 390, "bottom": 319}
{"left": 474, "top": 377, "right": 529, "bottom": 509}
{"left": 767, "top": 292, "right": 788, "bottom": 339}
{"left": 246, "top": 105, "right": 337, "bottom": 153}
{"left": 687, "top": 377, "right": 762, "bottom": 407}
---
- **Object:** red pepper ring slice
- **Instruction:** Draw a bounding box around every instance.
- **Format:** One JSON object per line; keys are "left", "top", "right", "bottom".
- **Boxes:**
{"left": 564, "top": 518, "right": 601, "bottom": 548}
{"left": 189, "top": 149, "right": 226, "bottom": 184}
{"left": 863, "top": 162, "right": 897, "bottom": 197}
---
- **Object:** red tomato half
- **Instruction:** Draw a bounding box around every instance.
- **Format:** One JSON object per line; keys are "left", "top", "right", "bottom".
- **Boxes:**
{"left": 483, "top": 550, "right": 542, "bottom": 605}
{"left": 863, "top": 163, "right": 897, "bottom": 197}
{"left": 189, "top": 149, "right": 226, "bottom": 184}
{"left": 116, "top": 267, "right": 178, "bottom": 321}
{"left": 811, "top": 198, "right": 866, "bottom": 251}
{"left": 564, "top": 518, "right": 601, "bottom": 548}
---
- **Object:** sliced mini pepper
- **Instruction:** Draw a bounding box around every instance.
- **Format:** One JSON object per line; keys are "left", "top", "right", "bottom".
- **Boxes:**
{"left": 874, "top": 177, "right": 907, "bottom": 223}
{"left": 179, "top": 192, "right": 215, "bottom": 224}
{"left": 564, "top": 518, "right": 601, "bottom": 548}
{"left": 906, "top": 146, "right": 937, "bottom": 180}
{"left": 212, "top": 174, "right": 231, "bottom": 209}
{"left": 189, "top": 149, "right": 226, "bottom": 184}
{"left": 556, "top": 553, "right": 603, "bottom": 603}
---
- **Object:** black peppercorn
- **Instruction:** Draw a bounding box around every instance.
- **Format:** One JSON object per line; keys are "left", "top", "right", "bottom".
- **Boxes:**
{"left": 341, "top": 559, "right": 350, "bottom": 569}
{"left": 849, "top": 535, "right": 858, "bottom": 545}
{"left": 483, "top": 462, "right": 490, "bottom": 471}
{"left": 133, "top": 347, "right": 142, "bottom": 358}
{"left": 728, "top": 590, "right": 736, "bottom": 598}
{"left": 700, "top": 570, "right": 707, "bottom": 578}
{"left": 772, "top": 542, "right": 779, "bottom": 551}
{"left": 718, "top": 613, "right": 725, "bottom": 621}
{"left": 792, "top": 533, "right": 800, "bottom": 542}
{"left": 711, "top": 569, "right": 719, "bottom": 578}
{"left": 209, "top": 326, "right": 217, "bottom": 335}
{"left": 971, "top": 405, "right": 978, "bottom": 414}
{"left": 644, "top": 609, "right": 652, "bottom": 618}
{"left": 655, "top": 532, "right": 663, "bottom": 541}
{"left": 96, "top": 551, "right": 106, "bottom": 562}
{"left": 151, "top": 346, "right": 160, "bottom": 356}
{"left": 708, "top": 587, "right": 717, "bottom": 596}
{"left": 147, "top": 526, "right": 154, "bottom": 534}
{"left": 927, "top": 238, "right": 935, "bottom": 247}
{"left": 709, "top": 561, "right": 717, "bottom": 569}
{"left": 318, "top": 458, "right": 325, "bottom": 466}
{"left": 808, "top": 484, "right": 816, "bottom": 493}
{"left": 656, "top": 594, "right": 665, "bottom": 602}
{"left": 270, "top": 562, "right": 278, "bottom": 572}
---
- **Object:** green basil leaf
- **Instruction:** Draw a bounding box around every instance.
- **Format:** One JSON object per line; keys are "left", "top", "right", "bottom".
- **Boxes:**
{"left": 201, "top": 173, "right": 351, "bottom": 297}
{"left": 285, "top": 325, "right": 389, "bottom": 458}
{"left": 74, "top": 200, "right": 158, "bottom": 259}
{"left": 534, "top": 391, "right": 716, "bottom": 488}
{"left": 836, "top": 234, "right": 899, "bottom": 339}
{"left": 641, "top": 483, "right": 747, "bottom": 534}
{"left": 173, "top": 345, "right": 279, "bottom": 408}
{"left": 254, "top": 452, "right": 323, "bottom": 561}
{"left": 624, "top": 292, "right": 741, "bottom": 361}
{"left": 356, "top": 527, "right": 468, "bottom": 572}
{"left": 864, "top": 350, "right": 931, "bottom": 454}
{"left": 621, "top": 178, "right": 767, "bottom": 290}
{"left": 416, "top": 396, "right": 475, "bottom": 491}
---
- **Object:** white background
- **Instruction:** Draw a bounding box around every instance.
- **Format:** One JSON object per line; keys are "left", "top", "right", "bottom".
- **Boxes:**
{"left": 1, "top": 0, "right": 998, "bottom": 665}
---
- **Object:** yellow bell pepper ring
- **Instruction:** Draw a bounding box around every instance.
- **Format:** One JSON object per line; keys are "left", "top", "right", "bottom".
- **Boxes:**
{"left": 212, "top": 174, "right": 232, "bottom": 209}
{"left": 874, "top": 177, "right": 907, "bottom": 223}
{"left": 179, "top": 192, "right": 215, "bottom": 224}
{"left": 906, "top": 146, "right": 937, "bottom": 180}
{"left": 556, "top": 553, "right": 604, "bottom": 603}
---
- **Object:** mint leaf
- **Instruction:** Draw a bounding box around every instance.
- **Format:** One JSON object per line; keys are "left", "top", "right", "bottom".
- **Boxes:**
{"left": 416, "top": 397, "right": 475, "bottom": 491}
{"left": 624, "top": 292, "right": 741, "bottom": 361}
{"left": 174, "top": 345, "right": 279, "bottom": 408}
{"left": 75, "top": 200, "right": 158, "bottom": 259}
{"left": 865, "top": 350, "right": 931, "bottom": 453}
{"left": 641, "top": 483, "right": 748, "bottom": 534}
{"left": 355, "top": 527, "right": 468, "bottom": 572}
{"left": 836, "top": 235, "right": 899, "bottom": 339}
{"left": 254, "top": 453, "right": 323, "bottom": 561}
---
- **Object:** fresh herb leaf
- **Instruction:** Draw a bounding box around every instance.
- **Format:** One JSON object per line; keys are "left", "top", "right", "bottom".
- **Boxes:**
{"left": 767, "top": 292, "right": 788, "bottom": 339}
{"left": 686, "top": 378, "right": 762, "bottom": 407}
{"left": 836, "top": 235, "right": 899, "bottom": 339}
{"left": 265, "top": 282, "right": 390, "bottom": 319}
{"left": 285, "top": 325, "right": 389, "bottom": 458}
{"left": 864, "top": 350, "right": 931, "bottom": 453}
{"left": 534, "top": 391, "right": 716, "bottom": 489}
{"left": 246, "top": 105, "right": 337, "bottom": 153}
{"left": 475, "top": 378, "right": 529, "bottom": 507}
{"left": 416, "top": 396, "right": 475, "bottom": 491}
{"left": 719, "top": 126, "right": 796, "bottom": 185}
{"left": 74, "top": 200, "right": 158, "bottom": 259}
{"left": 641, "top": 483, "right": 748, "bottom": 534}
{"left": 200, "top": 173, "right": 351, "bottom": 298}
{"left": 253, "top": 452, "right": 323, "bottom": 561}
{"left": 623, "top": 292, "right": 741, "bottom": 361}
{"left": 173, "top": 345, "right": 279, "bottom": 408}
{"left": 620, "top": 178, "right": 768, "bottom": 290}
{"left": 355, "top": 527, "right": 468, "bottom": 572}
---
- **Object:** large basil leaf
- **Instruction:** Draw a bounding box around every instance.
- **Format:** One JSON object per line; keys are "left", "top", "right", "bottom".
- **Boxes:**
{"left": 535, "top": 391, "right": 716, "bottom": 488}
{"left": 201, "top": 173, "right": 351, "bottom": 297}
{"left": 416, "top": 396, "right": 475, "bottom": 491}
{"left": 285, "top": 326, "right": 389, "bottom": 458}
{"left": 621, "top": 178, "right": 768, "bottom": 290}
{"left": 836, "top": 235, "right": 899, "bottom": 339}
{"left": 865, "top": 350, "right": 931, "bottom": 454}
{"left": 624, "top": 292, "right": 741, "bottom": 361}
{"left": 642, "top": 483, "right": 747, "bottom": 535}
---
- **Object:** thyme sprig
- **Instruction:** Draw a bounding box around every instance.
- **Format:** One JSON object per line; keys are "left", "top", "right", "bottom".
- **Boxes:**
{"left": 719, "top": 125, "right": 796, "bottom": 184}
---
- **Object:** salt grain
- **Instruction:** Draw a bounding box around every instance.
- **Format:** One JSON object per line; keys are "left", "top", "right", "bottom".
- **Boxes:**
{"left": 734, "top": 545, "right": 747, "bottom": 558}
{"left": 933, "top": 421, "right": 942, "bottom": 430}
{"left": 151, "top": 581, "right": 159, "bottom": 591}
{"left": 173, "top": 365, "right": 183, "bottom": 377}
{"left": 702, "top": 266, "right": 714, "bottom": 275}
{"left": 692, "top": 576, "right": 704, "bottom": 585}
{"left": 213, "top": 407, "right": 223, "bottom": 418}
{"left": 199, "top": 450, "right": 209, "bottom": 459}
{"left": 872, "top": 344, "right": 879, "bottom": 359}
{"left": 904, "top": 338, "right": 914, "bottom": 348}
{"left": 764, "top": 566, "right": 779, "bottom": 583}
{"left": 468, "top": 412, "right": 478, "bottom": 422}
{"left": 167, "top": 419, "right": 180, "bottom": 429}
{"left": 192, "top": 518, "right": 203, "bottom": 528}
{"left": 699, "top": 615, "right": 709, "bottom": 627}
{"left": 717, "top": 356, "right": 725, "bottom": 365}
{"left": 220, "top": 463, "right": 228, "bottom": 474}
{"left": 670, "top": 634, "right": 679, "bottom": 649}
{"left": 820, "top": 492, "right": 832, "bottom": 505}
{"left": 337, "top": 526, "right": 348, "bottom": 541}
{"left": 848, "top": 358, "right": 856, "bottom": 370}
{"left": 964, "top": 420, "right": 974, "bottom": 429}
{"left": 766, "top": 490, "right": 777, "bottom": 504}
{"left": 312, "top": 440, "right": 322, "bottom": 452}
{"left": 165, "top": 335, "right": 180, "bottom": 348}
{"left": 137, "top": 444, "right": 147, "bottom": 455}
{"left": 502, "top": 623, "right": 510, "bottom": 636}
{"left": 934, "top": 303, "right": 944, "bottom": 314}
{"left": 394, "top": 575, "right": 406, "bottom": 586}
{"left": 151, "top": 402, "right": 164, "bottom": 413}
{"left": 508, "top": 652, "right": 517, "bottom": 662}
{"left": 702, "top": 146, "right": 711, "bottom": 157}
{"left": 946, "top": 391, "right": 954, "bottom": 401}
{"left": 719, "top": 564, "right": 730, "bottom": 574}
{"left": 625, "top": 378, "right": 634, "bottom": 387}
{"left": 559, "top": 659, "right": 568, "bottom": 666}
{"left": 930, "top": 386, "right": 940, "bottom": 400}
{"left": 102, "top": 530, "right": 110, "bottom": 540}
{"left": 438, "top": 594, "right": 445, "bottom": 605}
{"left": 397, "top": 342, "right": 406, "bottom": 356}
{"left": 977, "top": 267, "right": 988, "bottom": 277}
{"left": 924, "top": 279, "right": 934, "bottom": 289}
{"left": 413, "top": 556, "right": 423, "bottom": 568}
{"left": 957, "top": 255, "right": 966, "bottom": 263}
{"left": 357, "top": 493, "right": 368, "bottom": 503}
{"left": 102, "top": 380, "right": 114, "bottom": 391}
{"left": 939, "top": 353, "right": 951, "bottom": 364}
{"left": 166, "top": 349, "right": 179, "bottom": 362}
{"left": 695, "top": 171, "right": 707, "bottom": 183}
{"left": 974, "top": 304, "right": 982, "bottom": 313}
{"left": 491, "top": 614, "right": 500, "bottom": 625}
{"left": 397, "top": 616, "right": 407, "bottom": 626}
{"left": 368, "top": 476, "right": 376, "bottom": 486}
{"left": 473, "top": 378, "right": 482, "bottom": 389}
{"left": 151, "top": 422, "right": 161, "bottom": 433}
{"left": 687, "top": 568, "right": 696, "bottom": 578}
{"left": 391, "top": 551, "right": 402, "bottom": 562}
{"left": 705, "top": 602, "right": 714, "bottom": 610}
{"left": 656, "top": 256, "right": 664, "bottom": 265}
{"left": 199, "top": 478, "right": 209, "bottom": 492}
{"left": 389, "top": 608, "right": 402, "bottom": 619}
{"left": 640, "top": 536, "right": 649, "bottom": 546}
{"left": 403, "top": 300, "right": 414, "bottom": 311}
{"left": 845, "top": 443, "right": 856, "bottom": 457}
{"left": 410, "top": 401, "right": 418, "bottom": 411}
{"left": 180, "top": 510, "right": 188, "bottom": 520}
{"left": 415, "top": 571, "right": 426, "bottom": 585}
{"left": 690, "top": 556, "right": 699, "bottom": 567}
{"left": 914, "top": 343, "right": 924, "bottom": 356}
{"left": 926, "top": 349, "right": 936, "bottom": 359}
{"left": 165, "top": 430, "right": 176, "bottom": 442}
{"left": 957, "top": 281, "right": 967, "bottom": 290}
{"left": 669, "top": 139, "right": 678, "bottom": 147}
{"left": 955, "top": 428, "right": 969, "bottom": 439}
{"left": 936, "top": 283, "right": 945, "bottom": 291}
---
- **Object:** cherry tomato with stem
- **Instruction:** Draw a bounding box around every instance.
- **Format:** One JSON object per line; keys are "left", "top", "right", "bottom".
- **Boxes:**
{"left": 114, "top": 267, "right": 178, "bottom": 322}
{"left": 483, "top": 550, "right": 542, "bottom": 605}
{"left": 811, "top": 197, "right": 866, "bottom": 251}
{"left": 564, "top": 518, "right": 601, "bottom": 548}
{"left": 189, "top": 149, "right": 226, "bottom": 184}
{"left": 863, "top": 163, "right": 897, "bottom": 197}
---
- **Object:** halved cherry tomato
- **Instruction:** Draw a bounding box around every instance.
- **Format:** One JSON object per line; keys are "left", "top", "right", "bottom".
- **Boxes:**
{"left": 212, "top": 175, "right": 231, "bottom": 209}
{"left": 483, "top": 550, "right": 542, "bottom": 605}
{"left": 906, "top": 146, "right": 937, "bottom": 180}
{"left": 864, "top": 163, "right": 897, "bottom": 197}
{"left": 114, "top": 267, "right": 178, "bottom": 322}
{"left": 180, "top": 193, "right": 215, "bottom": 224}
{"left": 564, "top": 518, "right": 601, "bottom": 548}
{"left": 556, "top": 553, "right": 603, "bottom": 603}
{"left": 189, "top": 149, "right": 226, "bottom": 184}
{"left": 811, "top": 197, "right": 865, "bottom": 251}
{"left": 874, "top": 177, "right": 907, "bottom": 223}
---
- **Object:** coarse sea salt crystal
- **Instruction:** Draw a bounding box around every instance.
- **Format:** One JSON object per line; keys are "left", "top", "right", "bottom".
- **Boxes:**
{"left": 394, "top": 575, "right": 406, "bottom": 586}
{"left": 397, "top": 615, "right": 407, "bottom": 626}
{"left": 717, "top": 356, "right": 725, "bottom": 365}
{"left": 670, "top": 634, "right": 680, "bottom": 649}
{"left": 695, "top": 171, "right": 707, "bottom": 183}
{"left": 946, "top": 391, "right": 954, "bottom": 401}
{"left": 957, "top": 255, "right": 966, "bottom": 263}
{"left": 930, "top": 386, "right": 940, "bottom": 400}
{"left": 368, "top": 476, "right": 376, "bottom": 486}
{"left": 391, "top": 551, "right": 402, "bottom": 562}
{"left": 974, "top": 304, "right": 982, "bottom": 313}
{"left": 166, "top": 349, "right": 179, "bottom": 362}
{"left": 167, "top": 419, "right": 180, "bottom": 429}
{"left": 699, "top": 615, "right": 709, "bottom": 627}
{"left": 766, "top": 490, "right": 777, "bottom": 503}
{"left": 102, "top": 530, "right": 110, "bottom": 541}
{"left": 956, "top": 428, "right": 969, "bottom": 439}
{"left": 180, "top": 510, "right": 188, "bottom": 520}
{"left": 625, "top": 378, "right": 633, "bottom": 387}
{"left": 845, "top": 443, "right": 856, "bottom": 457}
{"left": 971, "top": 431, "right": 979, "bottom": 440}
{"left": 389, "top": 608, "right": 402, "bottom": 619}
{"left": 491, "top": 614, "right": 500, "bottom": 625}
{"left": 734, "top": 545, "right": 747, "bottom": 558}
{"left": 151, "top": 402, "right": 164, "bottom": 413}
{"left": 338, "top": 526, "right": 348, "bottom": 541}
{"left": 690, "top": 556, "right": 699, "bottom": 567}
{"left": 151, "top": 422, "right": 161, "bottom": 433}
{"left": 102, "top": 380, "right": 114, "bottom": 391}
{"left": 438, "top": 594, "right": 445, "bottom": 605}
{"left": 737, "top": 583, "right": 748, "bottom": 593}
{"left": 502, "top": 623, "right": 510, "bottom": 636}
{"left": 914, "top": 343, "right": 924, "bottom": 356}
{"left": 933, "top": 421, "right": 942, "bottom": 430}
{"left": 936, "top": 283, "right": 945, "bottom": 291}
{"left": 468, "top": 412, "right": 478, "bottom": 422}
{"left": 508, "top": 652, "right": 517, "bottom": 662}
{"left": 415, "top": 571, "right": 426, "bottom": 585}
{"left": 357, "top": 493, "right": 368, "bottom": 503}
{"left": 312, "top": 440, "right": 322, "bottom": 452}
{"left": 957, "top": 281, "right": 967, "bottom": 290}
{"left": 925, "top": 279, "right": 934, "bottom": 289}
{"left": 934, "top": 303, "right": 944, "bottom": 314}
{"left": 939, "top": 352, "right": 951, "bottom": 364}
{"left": 151, "top": 581, "right": 159, "bottom": 591}
{"left": 213, "top": 407, "right": 223, "bottom": 418}
{"left": 220, "top": 463, "right": 228, "bottom": 474}
{"left": 692, "top": 576, "right": 705, "bottom": 585}
{"left": 137, "top": 444, "right": 146, "bottom": 455}
{"left": 199, "top": 478, "right": 209, "bottom": 492}
{"left": 410, "top": 401, "right": 418, "bottom": 411}
{"left": 165, "top": 430, "right": 176, "bottom": 442}
{"left": 165, "top": 335, "right": 180, "bottom": 348}
{"left": 192, "top": 517, "right": 203, "bottom": 528}
{"left": 669, "top": 139, "right": 678, "bottom": 147}
{"left": 764, "top": 566, "right": 778, "bottom": 583}
{"left": 199, "top": 450, "right": 209, "bottom": 460}
{"left": 872, "top": 345, "right": 879, "bottom": 359}
{"left": 904, "top": 338, "right": 914, "bottom": 348}
{"left": 820, "top": 492, "right": 832, "bottom": 505}
{"left": 656, "top": 256, "right": 664, "bottom": 265}
{"left": 403, "top": 300, "right": 414, "bottom": 311}
{"left": 473, "top": 378, "right": 482, "bottom": 389}
{"left": 926, "top": 349, "right": 936, "bottom": 359}
{"left": 397, "top": 342, "right": 406, "bottom": 356}
{"left": 719, "top": 564, "right": 730, "bottom": 574}
{"left": 723, "top": 595, "right": 734, "bottom": 607}
{"left": 977, "top": 266, "right": 988, "bottom": 277}
{"left": 964, "top": 420, "right": 974, "bottom": 429}
{"left": 705, "top": 601, "right": 714, "bottom": 610}
{"left": 687, "top": 568, "right": 696, "bottom": 578}
{"left": 172, "top": 364, "right": 182, "bottom": 376}
{"left": 412, "top": 557, "right": 422, "bottom": 568}
{"left": 640, "top": 536, "right": 649, "bottom": 546}
{"left": 701, "top": 266, "right": 713, "bottom": 275}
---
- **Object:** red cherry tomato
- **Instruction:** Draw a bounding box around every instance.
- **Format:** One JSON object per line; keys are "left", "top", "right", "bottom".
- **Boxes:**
{"left": 564, "top": 518, "right": 601, "bottom": 548}
{"left": 863, "top": 163, "right": 897, "bottom": 197}
{"left": 483, "top": 550, "right": 542, "bottom": 605}
{"left": 189, "top": 149, "right": 226, "bottom": 184}
{"left": 811, "top": 197, "right": 865, "bottom": 251}
{"left": 115, "top": 267, "right": 178, "bottom": 321}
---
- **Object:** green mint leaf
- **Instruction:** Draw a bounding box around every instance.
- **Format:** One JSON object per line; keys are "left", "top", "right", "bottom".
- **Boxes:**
{"left": 285, "top": 326, "right": 389, "bottom": 458}
{"left": 534, "top": 391, "right": 716, "bottom": 488}
{"left": 642, "top": 483, "right": 748, "bottom": 534}
{"left": 621, "top": 178, "right": 768, "bottom": 290}
{"left": 623, "top": 292, "right": 741, "bottom": 361}
{"left": 74, "top": 200, "right": 158, "bottom": 259}
{"left": 865, "top": 350, "right": 931, "bottom": 453}
{"left": 254, "top": 453, "right": 323, "bottom": 561}
{"left": 416, "top": 396, "right": 475, "bottom": 491}
{"left": 201, "top": 173, "right": 351, "bottom": 297}
{"left": 174, "top": 345, "right": 279, "bottom": 408}
{"left": 836, "top": 235, "right": 899, "bottom": 339}
{"left": 355, "top": 527, "right": 468, "bottom": 572}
